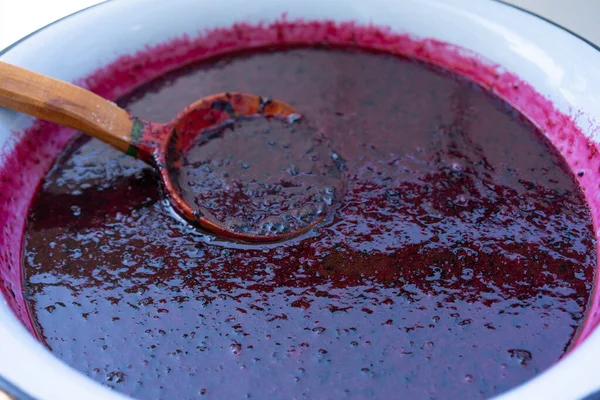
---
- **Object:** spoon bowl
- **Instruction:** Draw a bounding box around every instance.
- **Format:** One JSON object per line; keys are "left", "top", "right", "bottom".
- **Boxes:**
{"left": 152, "top": 93, "right": 332, "bottom": 242}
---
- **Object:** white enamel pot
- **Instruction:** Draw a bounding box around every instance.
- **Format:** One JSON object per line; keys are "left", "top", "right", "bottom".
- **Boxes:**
{"left": 1, "top": 1, "right": 600, "bottom": 399}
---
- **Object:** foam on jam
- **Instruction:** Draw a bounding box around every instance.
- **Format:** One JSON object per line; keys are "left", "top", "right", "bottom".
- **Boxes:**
{"left": 0, "top": 19, "right": 597, "bottom": 400}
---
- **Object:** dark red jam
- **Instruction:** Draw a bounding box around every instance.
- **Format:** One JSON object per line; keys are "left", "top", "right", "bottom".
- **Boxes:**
{"left": 173, "top": 116, "right": 343, "bottom": 236}
{"left": 21, "top": 42, "right": 595, "bottom": 400}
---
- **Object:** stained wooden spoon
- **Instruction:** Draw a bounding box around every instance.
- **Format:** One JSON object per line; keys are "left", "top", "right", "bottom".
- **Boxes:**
{"left": 0, "top": 61, "right": 343, "bottom": 242}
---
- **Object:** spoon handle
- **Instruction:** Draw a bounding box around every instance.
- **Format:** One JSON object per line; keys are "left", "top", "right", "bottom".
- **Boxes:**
{"left": 0, "top": 61, "right": 137, "bottom": 154}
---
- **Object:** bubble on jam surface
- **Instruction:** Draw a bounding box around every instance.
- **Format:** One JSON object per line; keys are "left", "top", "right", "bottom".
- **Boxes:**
{"left": 171, "top": 116, "right": 344, "bottom": 236}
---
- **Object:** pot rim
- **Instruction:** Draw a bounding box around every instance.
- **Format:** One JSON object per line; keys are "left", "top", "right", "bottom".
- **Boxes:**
{"left": 1, "top": 1, "right": 600, "bottom": 399}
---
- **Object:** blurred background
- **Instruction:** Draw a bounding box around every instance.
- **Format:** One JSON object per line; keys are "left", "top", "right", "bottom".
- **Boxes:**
{"left": 0, "top": 0, "right": 104, "bottom": 49}
{"left": 0, "top": 0, "right": 599, "bottom": 50}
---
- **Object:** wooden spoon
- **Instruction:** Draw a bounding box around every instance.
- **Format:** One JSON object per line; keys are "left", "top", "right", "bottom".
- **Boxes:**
{"left": 0, "top": 61, "right": 335, "bottom": 242}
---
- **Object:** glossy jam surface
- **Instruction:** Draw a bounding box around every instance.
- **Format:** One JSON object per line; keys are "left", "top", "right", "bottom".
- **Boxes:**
{"left": 173, "top": 116, "right": 343, "bottom": 236}
{"left": 22, "top": 47, "right": 595, "bottom": 400}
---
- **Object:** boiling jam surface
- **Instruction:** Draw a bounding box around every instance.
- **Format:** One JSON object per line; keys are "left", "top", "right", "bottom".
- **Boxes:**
{"left": 22, "top": 46, "right": 596, "bottom": 400}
